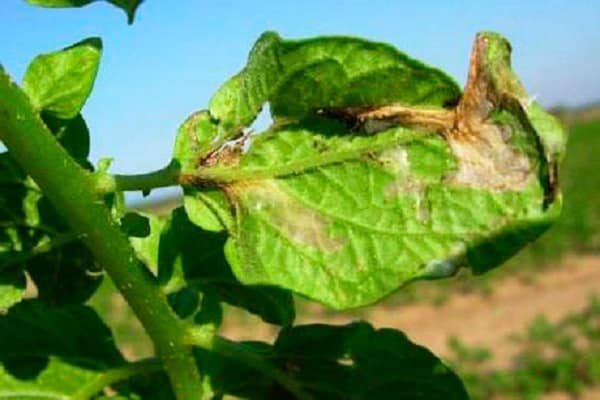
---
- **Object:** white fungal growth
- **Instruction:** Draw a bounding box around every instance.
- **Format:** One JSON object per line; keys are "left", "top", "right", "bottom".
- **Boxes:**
{"left": 446, "top": 124, "right": 533, "bottom": 191}
{"left": 233, "top": 180, "right": 346, "bottom": 252}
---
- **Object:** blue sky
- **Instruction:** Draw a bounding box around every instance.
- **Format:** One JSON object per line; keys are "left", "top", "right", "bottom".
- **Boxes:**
{"left": 1, "top": 1, "right": 599, "bottom": 202}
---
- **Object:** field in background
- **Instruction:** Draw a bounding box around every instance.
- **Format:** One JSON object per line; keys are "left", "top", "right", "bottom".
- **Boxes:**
{"left": 90, "top": 105, "right": 600, "bottom": 399}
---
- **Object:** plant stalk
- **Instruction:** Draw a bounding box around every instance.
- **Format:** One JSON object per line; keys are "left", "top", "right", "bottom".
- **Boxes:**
{"left": 94, "top": 162, "right": 179, "bottom": 194}
{"left": 0, "top": 69, "right": 204, "bottom": 399}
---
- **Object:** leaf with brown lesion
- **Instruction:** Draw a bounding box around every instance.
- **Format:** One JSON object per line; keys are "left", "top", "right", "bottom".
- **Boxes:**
{"left": 173, "top": 32, "right": 566, "bottom": 309}
{"left": 318, "top": 33, "right": 548, "bottom": 193}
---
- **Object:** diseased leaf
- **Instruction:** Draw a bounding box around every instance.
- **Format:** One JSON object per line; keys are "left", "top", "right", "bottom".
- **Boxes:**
{"left": 23, "top": 37, "right": 102, "bottom": 119}
{"left": 172, "top": 111, "right": 236, "bottom": 232}
{"left": 0, "top": 300, "right": 125, "bottom": 398}
{"left": 176, "top": 32, "right": 566, "bottom": 309}
{"left": 197, "top": 322, "right": 468, "bottom": 399}
{"left": 131, "top": 208, "right": 295, "bottom": 326}
{"left": 24, "top": 0, "right": 144, "bottom": 23}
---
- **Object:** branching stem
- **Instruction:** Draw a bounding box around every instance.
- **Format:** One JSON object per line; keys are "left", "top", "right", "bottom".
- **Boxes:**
{"left": 94, "top": 162, "right": 180, "bottom": 194}
{"left": 0, "top": 66, "right": 204, "bottom": 399}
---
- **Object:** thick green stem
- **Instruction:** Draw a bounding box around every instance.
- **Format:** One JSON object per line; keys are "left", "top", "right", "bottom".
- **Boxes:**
{"left": 0, "top": 69, "right": 203, "bottom": 398}
{"left": 186, "top": 327, "right": 313, "bottom": 400}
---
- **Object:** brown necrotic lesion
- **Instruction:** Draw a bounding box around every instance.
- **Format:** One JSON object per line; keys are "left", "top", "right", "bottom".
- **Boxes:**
{"left": 319, "top": 33, "right": 538, "bottom": 192}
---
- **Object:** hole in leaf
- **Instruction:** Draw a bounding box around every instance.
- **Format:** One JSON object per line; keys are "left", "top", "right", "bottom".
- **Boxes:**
{"left": 248, "top": 103, "right": 274, "bottom": 133}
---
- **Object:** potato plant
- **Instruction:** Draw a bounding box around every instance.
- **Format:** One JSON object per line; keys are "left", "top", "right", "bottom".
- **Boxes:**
{"left": 0, "top": 1, "right": 566, "bottom": 399}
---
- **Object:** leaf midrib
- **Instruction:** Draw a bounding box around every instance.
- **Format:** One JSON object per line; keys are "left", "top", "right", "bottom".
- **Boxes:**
{"left": 190, "top": 128, "right": 432, "bottom": 184}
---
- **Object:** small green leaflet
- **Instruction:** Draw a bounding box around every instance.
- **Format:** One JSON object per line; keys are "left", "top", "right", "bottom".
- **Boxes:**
{"left": 24, "top": 0, "right": 144, "bottom": 24}
{"left": 175, "top": 32, "right": 566, "bottom": 309}
{"left": 23, "top": 37, "right": 102, "bottom": 119}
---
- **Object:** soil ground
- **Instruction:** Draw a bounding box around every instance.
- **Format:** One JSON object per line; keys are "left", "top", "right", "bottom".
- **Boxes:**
{"left": 221, "top": 255, "right": 600, "bottom": 368}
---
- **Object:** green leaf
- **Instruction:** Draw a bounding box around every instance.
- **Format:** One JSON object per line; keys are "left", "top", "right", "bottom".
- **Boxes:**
{"left": 26, "top": 241, "right": 103, "bottom": 306}
{"left": 121, "top": 212, "right": 151, "bottom": 238}
{"left": 1, "top": 64, "right": 96, "bottom": 308}
{"left": 131, "top": 208, "right": 295, "bottom": 326}
{"left": 0, "top": 268, "right": 26, "bottom": 310}
{"left": 0, "top": 300, "right": 125, "bottom": 398}
{"left": 275, "top": 322, "right": 468, "bottom": 399}
{"left": 0, "top": 151, "right": 100, "bottom": 307}
{"left": 41, "top": 112, "right": 91, "bottom": 165}
{"left": 208, "top": 32, "right": 460, "bottom": 132}
{"left": 178, "top": 32, "right": 566, "bottom": 309}
{"left": 117, "top": 372, "right": 175, "bottom": 400}
{"left": 24, "top": 0, "right": 144, "bottom": 23}
{"left": 269, "top": 35, "right": 461, "bottom": 120}
{"left": 25, "top": 0, "right": 94, "bottom": 4}
{"left": 167, "top": 287, "right": 200, "bottom": 319}
{"left": 107, "top": 0, "right": 144, "bottom": 23}
{"left": 23, "top": 37, "right": 102, "bottom": 119}
{"left": 210, "top": 31, "right": 283, "bottom": 133}
{"left": 0, "top": 153, "right": 32, "bottom": 261}
{"left": 0, "top": 153, "right": 44, "bottom": 310}
{"left": 200, "top": 322, "right": 468, "bottom": 399}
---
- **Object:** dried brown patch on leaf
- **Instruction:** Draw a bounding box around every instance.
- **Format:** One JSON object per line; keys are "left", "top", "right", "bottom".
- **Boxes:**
{"left": 199, "top": 133, "right": 250, "bottom": 168}
{"left": 445, "top": 33, "right": 533, "bottom": 190}
{"left": 320, "top": 33, "right": 537, "bottom": 192}
{"left": 227, "top": 180, "right": 346, "bottom": 252}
